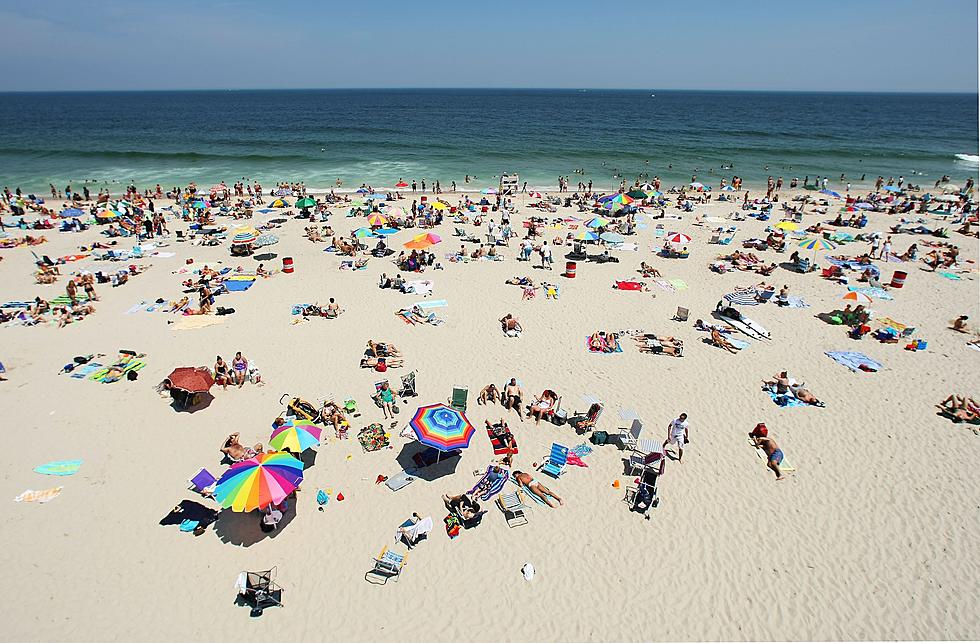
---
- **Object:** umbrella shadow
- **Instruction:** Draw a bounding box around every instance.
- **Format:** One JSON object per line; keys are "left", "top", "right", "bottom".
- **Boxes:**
{"left": 213, "top": 501, "right": 298, "bottom": 547}
{"left": 159, "top": 499, "right": 219, "bottom": 528}
{"left": 170, "top": 391, "right": 215, "bottom": 413}
{"left": 394, "top": 442, "right": 461, "bottom": 482}
{"left": 253, "top": 252, "right": 277, "bottom": 261}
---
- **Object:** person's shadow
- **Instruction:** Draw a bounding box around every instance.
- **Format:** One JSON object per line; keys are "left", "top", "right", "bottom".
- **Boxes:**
{"left": 213, "top": 500, "right": 298, "bottom": 547}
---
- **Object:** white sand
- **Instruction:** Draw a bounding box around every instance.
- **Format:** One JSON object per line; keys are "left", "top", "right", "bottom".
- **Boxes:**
{"left": 1, "top": 191, "right": 978, "bottom": 641}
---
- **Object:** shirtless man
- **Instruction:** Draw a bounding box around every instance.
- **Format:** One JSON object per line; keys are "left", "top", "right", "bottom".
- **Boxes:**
{"left": 221, "top": 432, "right": 263, "bottom": 461}
{"left": 764, "top": 371, "right": 791, "bottom": 394}
{"left": 513, "top": 471, "right": 563, "bottom": 507}
{"left": 503, "top": 378, "right": 525, "bottom": 421}
{"left": 500, "top": 313, "right": 522, "bottom": 337}
{"left": 711, "top": 328, "right": 739, "bottom": 353}
{"left": 478, "top": 383, "right": 499, "bottom": 405}
{"left": 791, "top": 385, "right": 825, "bottom": 407}
{"left": 752, "top": 434, "right": 788, "bottom": 480}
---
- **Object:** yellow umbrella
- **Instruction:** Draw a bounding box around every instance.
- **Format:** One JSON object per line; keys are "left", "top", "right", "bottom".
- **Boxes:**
{"left": 774, "top": 221, "right": 799, "bottom": 231}
{"left": 366, "top": 213, "right": 388, "bottom": 226}
{"left": 430, "top": 201, "right": 447, "bottom": 210}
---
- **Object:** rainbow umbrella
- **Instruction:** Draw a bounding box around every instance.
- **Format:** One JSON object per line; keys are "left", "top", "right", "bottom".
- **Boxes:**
{"left": 842, "top": 291, "right": 873, "bottom": 304}
{"left": 798, "top": 238, "right": 837, "bottom": 251}
{"left": 231, "top": 228, "right": 259, "bottom": 245}
{"left": 269, "top": 420, "right": 322, "bottom": 452}
{"left": 409, "top": 403, "right": 476, "bottom": 452}
{"left": 295, "top": 197, "right": 316, "bottom": 209}
{"left": 586, "top": 216, "right": 609, "bottom": 228}
{"left": 573, "top": 229, "right": 599, "bottom": 241}
{"left": 366, "top": 213, "right": 388, "bottom": 226}
{"left": 214, "top": 452, "right": 304, "bottom": 512}
{"left": 404, "top": 232, "right": 441, "bottom": 249}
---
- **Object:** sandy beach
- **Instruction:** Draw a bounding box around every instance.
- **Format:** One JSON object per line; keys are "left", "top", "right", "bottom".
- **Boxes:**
{"left": 2, "top": 185, "right": 978, "bottom": 642}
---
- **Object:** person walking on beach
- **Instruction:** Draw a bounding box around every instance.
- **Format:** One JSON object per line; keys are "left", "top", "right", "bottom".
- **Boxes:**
{"left": 539, "top": 241, "right": 553, "bottom": 270}
{"left": 411, "top": 180, "right": 417, "bottom": 192}
{"left": 663, "top": 413, "right": 689, "bottom": 463}
{"left": 880, "top": 235, "right": 892, "bottom": 261}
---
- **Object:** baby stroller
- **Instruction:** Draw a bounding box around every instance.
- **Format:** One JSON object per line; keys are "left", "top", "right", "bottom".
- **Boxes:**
{"left": 279, "top": 393, "right": 321, "bottom": 423}
{"left": 235, "top": 567, "right": 284, "bottom": 617}
{"left": 626, "top": 456, "right": 664, "bottom": 520}
{"left": 398, "top": 370, "right": 418, "bottom": 398}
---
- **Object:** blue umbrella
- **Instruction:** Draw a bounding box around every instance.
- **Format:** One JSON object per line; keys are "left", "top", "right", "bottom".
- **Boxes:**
{"left": 854, "top": 202, "right": 874, "bottom": 210}
{"left": 882, "top": 185, "right": 902, "bottom": 193}
{"left": 62, "top": 207, "right": 84, "bottom": 217}
{"left": 367, "top": 193, "right": 388, "bottom": 201}
{"left": 819, "top": 189, "right": 842, "bottom": 199}
{"left": 600, "top": 232, "right": 625, "bottom": 243}
{"left": 375, "top": 227, "right": 399, "bottom": 236}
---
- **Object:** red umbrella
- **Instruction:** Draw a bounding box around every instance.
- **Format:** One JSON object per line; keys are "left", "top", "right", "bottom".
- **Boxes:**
{"left": 166, "top": 367, "right": 215, "bottom": 393}
{"left": 395, "top": 181, "right": 409, "bottom": 188}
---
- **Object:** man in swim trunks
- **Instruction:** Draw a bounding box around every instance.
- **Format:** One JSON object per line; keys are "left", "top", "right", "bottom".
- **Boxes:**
{"left": 513, "top": 471, "right": 563, "bottom": 507}
{"left": 221, "top": 432, "right": 263, "bottom": 461}
{"left": 752, "top": 434, "right": 787, "bottom": 480}
{"left": 503, "top": 378, "right": 525, "bottom": 421}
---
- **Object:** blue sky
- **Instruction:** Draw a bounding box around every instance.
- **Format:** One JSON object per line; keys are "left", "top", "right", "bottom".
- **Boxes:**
{"left": 0, "top": 0, "right": 976, "bottom": 92}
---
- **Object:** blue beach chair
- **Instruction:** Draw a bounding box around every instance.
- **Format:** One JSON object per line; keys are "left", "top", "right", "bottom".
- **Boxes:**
{"left": 538, "top": 443, "right": 569, "bottom": 478}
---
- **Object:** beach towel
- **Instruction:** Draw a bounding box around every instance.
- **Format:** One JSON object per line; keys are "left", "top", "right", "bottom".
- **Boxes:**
{"left": 1, "top": 301, "right": 31, "bottom": 309}
{"left": 847, "top": 286, "right": 893, "bottom": 301}
{"left": 827, "top": 257, "right": 880, "bottom": 276}
{"left": 69, "top": 362, "right": 103, "bottom": 379}
{"left": 783, "top": 296, "right": 810, "bottom": 309}
{"left": 749, "top": 438, "right": 797, "bottom": 473}
{"left": 724, "top": 291, "right": 761, "bottom": 305}
{"left": 765, "top": 390, "right": 807, "bottom": 408}
{"left": 825, "top": 351, "right": 883, "bottom": 373}
{"left": 509, "top": 478, "right": 552, "bottom": 507}
{"left": 614, "top": 281, "right": 643, "bottom": 291}
{"left": 33, "top": 460, "right": 83, "bottom": 476}
{"left": 171, "top": 315, "right": 225, "bottom": 330}
{"left": 938, "top": 272, "right": 963, "bottom": 280}
{"left": 412, "top": 299, "right": 448, "bottom": 309}
{"left": 877, "top": 317, "right": 908, "bottom": 333}
{"left": 586, "top": 337, "right": 623, "bottom": 353}
{"left": 727, "top": 338, "right": 751, "bottom": 350}
{"left": 14, "top": 487, "right": 63, "bottom": 503}
{"left": 669, "top": 279, "right": 688, "bottom": 291}
{"left": 125, "top": 301, "right": 147, "bottom": 314}
{"left": 571, "top": 443, "right": 593, "bottom": 457}
{"left": 487, "top": 427, "right": 519, "bottom": 455}
{"left": 653, "top": 278, "right": 676, "bottom": 293}
{"left": 566, "top": 452, "right": 589, "bottom": 468}
{"left": 468, "top": 467, "right": 509, "bottom": 501}
{"left": 223, "top": 279, "right": 254, "bottom": 292}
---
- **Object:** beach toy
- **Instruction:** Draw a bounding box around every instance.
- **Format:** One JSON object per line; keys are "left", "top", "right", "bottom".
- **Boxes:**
{"left": 565, "top": 261, "right": 577, "bottom": 278}
{"left": 612, "top": 479, "right": 620, "bottom": 489}
{"left": 891, "top": 270, "right": 907, "bottom": 288}
{"left": 522, "top": 563, "right": 535, "bottom": 581}
{"left": 282, "top": 256, "right": 294, "bottom": 273}
{"left": 336, "top": 491, "right": 345, "bottom": 501}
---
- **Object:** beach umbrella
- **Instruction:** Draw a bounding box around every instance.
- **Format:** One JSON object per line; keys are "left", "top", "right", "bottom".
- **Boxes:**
{"left": 409, "top": 403, "right": 476, "bottom": 452}
{"left": 586, "top": 216, "right": 609, "bottom": 228}
{"left": 366, "top": 213, "right": 388, "bottom": 226}
{"left": 352, "top": 227, "right": 377, "bottom": 238}
{"left": 269, "top": 420, "right": 322, "bottom": 452}
{"left": 97, "top": 209, "right": 120, "bottom": 219}
{"left": 573, "top": 229, "right": 599, "bottom": 241}
{"left": 640, "top": 183, "right": 654, "bottom": 191}
{"left": 367, "top": 193, "right": 388, "bottom": 201}
{"left": 61, "top": 207, "right": 84, "bottom": 217}
{"left": 854, "top": 202, "right": 874, "bottom": 209}
{"left": 721, "top": 185, "right": 736, "bottom": 192}
{"left": 481, "top": 188, "right": 497, "bottom": 195}
{"left": 191, "top": 200, "right": 209, "bottom": 210}
{"left": 666, "top": 232, "right": 692, "bottom": 245}
{"left": 882, "top": 185, "right": 902, "bottom": 193}
{"left": 231, "top": 227, "right": 259, "bottom": 245}
{"left": 375, "top": 227, "right": 398, "bottom": 236}
{"left": 819, "top": 189, "right": 842, "bottom": 199}
{"left": 295, "top": 197, "right": 316, "bottom": 209}
{"left": 690, "top": 182, "right": 705, "bottom": 190}
{"left": 842, "top": 291, "right": 873, "bottom": 304}
{"left": 404, "top": 232, "right": 441, "bottom": 249}
{"left": 528, "top": 191, "right": 543, "bottom": 199}
{"left": 356, "top": 188, "right": 369, "bottom": 194}
{"left": 383, "top": 206, "right": 405, "bottom": 218}
{"left": 774, "top": 221, "right": 800, "bottom": 231}
{"left": 269, "top": 198, "right": 290, "bottom": 208}
{"left": 626, "top": 189, "right": 647, "bottom": 199}
{"left": 430, "top": 201, "right": 448, "bottom": 210}
{"left": 600, "top": 232, "right": 625, "bottom": 243}
{"left": 798, "top": 237, "right": 837, "bottom": 251}
{"left": 214, "top": 452, "right": 304, "bottom": 512}
{"left": 165, "top": 367, "right": 214, "bottom": 393}
{"left": 647, "top": 190, "right": 664, "bottom": 199}
{"left": 395, "top": 181, "right": 409, "bottom": 188}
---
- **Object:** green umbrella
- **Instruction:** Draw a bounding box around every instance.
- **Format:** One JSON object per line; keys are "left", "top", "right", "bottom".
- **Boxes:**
{"left": 295, "top": 197, "right": 316, "bottom": 209}
{"left": 626, "top": 189, "right": 647, "bottom": 199}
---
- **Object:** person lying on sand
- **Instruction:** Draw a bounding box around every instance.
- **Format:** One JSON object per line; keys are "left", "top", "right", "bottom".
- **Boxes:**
{"left": 639, "top": 261, "right": 662, "bottom": 278}
{"left": 500, "top": 313, "right": 522, "bottom": 337}
{"left": 221, "top": 432, "right": 263, "bottom": 461}
{"left": 711, "top": 328, "right": 739, "bottom": 353}
{"left": 752, "top": 433, "right": 788, "bottom": 480}
{"left": 513, "top": 471, "right": 563, "bottom": 507}
{"left": 505, "top": 276, "right": 534, "bottom": 287}
{"left": 937, "top": 395, "right": 979, "bottom": 422}
{"left": 790, "top": 384, "right": 825, "bottom": 407}
{"left": 366, "top": 340, "right": 402, "bottom": 358}
{"left": 320, "top": 401, "right": 349, "bottom": 438}
{"left": 361, "top": 355, "right": 403, "bottom": 370}
{"left": 442, "top": 493, "right": 481, "bottom": 521}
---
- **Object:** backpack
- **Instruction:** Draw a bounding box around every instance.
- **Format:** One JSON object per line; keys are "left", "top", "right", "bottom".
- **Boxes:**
{"left": 590, "top": 430, "right": 609, "bottom": 446}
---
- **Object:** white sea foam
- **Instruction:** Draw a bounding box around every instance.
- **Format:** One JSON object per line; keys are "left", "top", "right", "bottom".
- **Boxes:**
{"left": 954, "top": 153, "right": 979, "bottom": 168}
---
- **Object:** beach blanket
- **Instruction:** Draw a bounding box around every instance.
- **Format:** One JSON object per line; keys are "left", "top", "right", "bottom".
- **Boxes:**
{"left": 669, "top": 279, "right": 688, "bottom": 291}
{"left": 33, "top": 460, "right": 83, "bottom": 476}
{"left": 847, "top": 286, "right": 893, "bottom": 301}
{"left": 69, "top": 363, "right": 103, "bottom": 379}
{"left": 1, "top": 301, "right": 31, "bottom": 309}
{"left": 571, "top": 443, "right": 593, "bottom": 457}
{"left": 765, "top": 390, "right": 807, "bottom": 408}
{"left": 14, "top": 487, "right": 63, "bottom": 503}
{"left": 586, "top": 337, "right": 623, "bottom": 353}
{"left": 825, "top": 351, "right": 883, "bottom": 373}
{"left": 223, "top": 279, "right": 255, "bottom": 292}
{"left": 877, "top": 317, "right": 909, "bottom": 333}
{"left": 724, "top": 291, "right": 761, "bottom": 305}
{"left": 357, "top": 424, "right": 390, "bottom": 452}
{"left": 412, "top": 299, "right": 448, "bottom": 309}
{"left": 487, "top": 427, "right": 519, "bottom": 455}
{"left": 827, "top": 257, "right": 880, "bottom": 276}
{"left": 566, "top": 452, "right": 589, "bottom": 468}
{"left": 508, "top": 478, "right": 555, "bottom": 507}
{"left": 49, "top": 294, "right": 90, "bottom": 306}
{"left": 171, "top": 316, "right": 225, "bottom": 330}
{"left": 783, "top": 296, "right": 810, "bottom": 309}
{"left": 403, "top": 280, "right": 433, "bottom": 296}
{"left": 938, "top": 271, "right": 963, "bottom": 280}
{"left": 468, "top": 467, "right": 509, "bottom": 501}
{"left": 614, "top": 281, "right": 644, "bottom": 291}
{"left": 726, "top": 337, "right": 751, "bottom": 350}
{"left": 653, "top": 278, "right": 676, "bottom": 293}
{"left": 90, "top": 359, "right": 144, "bottom": 383}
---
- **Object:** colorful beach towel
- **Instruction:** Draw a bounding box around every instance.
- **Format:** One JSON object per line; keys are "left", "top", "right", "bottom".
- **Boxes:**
{"left": 33, "top": 460, "right": 83, "bottom": 476}
{"left": 938, "top": 272, "right": 963, "bottom": 281}
{"left": 586, "top": 337, "right": 623, "bottom": 353}
{"left": 14, "top": 487, "right": 63, "bottom": 503}
{"left": 847, "top": 286, "right": 893, "bottom": 301}
{"left": 825, "top": 351, "right": 883, "bottom": 373}
{"left": 69, "top": 363, "right": 103, "bottom": 379}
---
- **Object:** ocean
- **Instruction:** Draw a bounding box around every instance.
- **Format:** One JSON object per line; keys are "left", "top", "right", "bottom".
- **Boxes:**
{"left": 0, "top": 89, "right": 976, "bottom": 194}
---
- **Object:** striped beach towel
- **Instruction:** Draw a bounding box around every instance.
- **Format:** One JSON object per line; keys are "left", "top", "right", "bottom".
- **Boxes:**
{"left": 14, "top": 487, "right": 64, "bottom": 503}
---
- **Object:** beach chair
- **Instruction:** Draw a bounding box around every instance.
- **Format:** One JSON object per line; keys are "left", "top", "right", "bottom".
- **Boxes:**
{"left": 448, "top": 386, "right": 468, "bottom": 411}
{"left": 708, "top": 234, "right": 721, "bottom": 244}
{"left": 188, "top": 468, "right": 216, "bottom": 495}
{"left": 279, "top": 393, "right": 321, "bottom": 423}
{"left": 496, "top": 490, "right": 530, "bottom": 528}
{"left": 617, "top": 419, "right": 643, "bottom": 451}
{"left": 468, "top": 466, "right": 510, "bottom": 501}
{"left": 538, "top": 443, "right": 570, "bottom": 478}
{"left": 365, "top": 546, "right": 407, "bottom": 584}
{"left": 396, "top": 515, "right": 433, "bottom": 549}
{"left": 398, "top": 370, "right": 417, "bottom": 398}
{"left": 673, "top": 306, "right": 689, "bottom": 322}
{"left": 235, "top": 567, "right": 284, "bottom": 615}
{"left": 624, "top": 459, "right": 663, "bottom": 519}
{"left": 569, "top": 402, "right": 603, "bottom": 432}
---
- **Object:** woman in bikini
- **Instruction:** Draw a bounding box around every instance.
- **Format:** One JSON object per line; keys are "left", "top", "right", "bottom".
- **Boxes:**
{"left": 232, "top": 352, "right": 248, "bottom": 387}
{"left": 214, "top": 356, "right": 231, "bottom": 390}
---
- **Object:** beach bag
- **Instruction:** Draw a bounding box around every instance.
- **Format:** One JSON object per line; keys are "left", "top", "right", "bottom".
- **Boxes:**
{"left": 444, "top": 514, "right": 461, "bottom": 539}
{"left": 590, "top": 430, "right": 609, "bottom": 446}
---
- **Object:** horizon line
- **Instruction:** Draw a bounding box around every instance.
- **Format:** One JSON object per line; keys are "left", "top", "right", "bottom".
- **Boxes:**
{"left": 0, "top": 86, "right": 977, "bottom": 96}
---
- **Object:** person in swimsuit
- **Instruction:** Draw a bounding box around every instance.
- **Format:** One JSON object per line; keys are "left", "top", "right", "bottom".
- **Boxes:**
{"left": 232, "top": 352, "right": 248, "bottom": 387}
{"left": 503, "top": 378, "right": 524, "bottom": 421}
{"left": 214, "top": 356, "right": 230, "bottom": 390}
{"left": 752, "top": 434, "right": 787, "bottom": 480}
{"left": 377, "top": 381, "right": 396, "bottom": 419}
{"left": 513, "top": 471, "right": 563, "bottom": 507}
{"left": 221, "top": 432, "right": 263, "bottom": 461}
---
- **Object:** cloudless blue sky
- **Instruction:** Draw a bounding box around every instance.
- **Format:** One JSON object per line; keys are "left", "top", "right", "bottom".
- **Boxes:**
{"left": 0, "top": 0, "right": 976, "bottom": 92}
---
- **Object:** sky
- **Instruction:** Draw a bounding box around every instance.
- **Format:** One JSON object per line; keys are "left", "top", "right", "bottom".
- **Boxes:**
{"left": 0, "top": 0, "right": 977, "bottom": 92}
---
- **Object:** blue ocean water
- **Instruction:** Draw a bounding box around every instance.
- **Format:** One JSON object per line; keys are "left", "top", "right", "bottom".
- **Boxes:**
{"left": 0, "top": 89, "right": 976, "bottom": 194}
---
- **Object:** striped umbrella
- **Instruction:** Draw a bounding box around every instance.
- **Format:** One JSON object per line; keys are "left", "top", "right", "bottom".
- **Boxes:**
{"left": 409, "top": 403, "right": 476, "bottom": 452}
{"left": 724, "top": 292, "right": 761, "bottom": 306}
{"left": 842, "top": 291, "right": 873, "bottom": 304}
{"left": 573, "top": 229, "right": 599, "bottom": 241}
{"left": 666, "top": 232, "right": 692, "bottom": 245}
{"left": 366, "top": 213, "right": 388, "bottom": 226}
{"left": 404, "top": 232, "right": 441, "bottom": 249}
{"left": 231, "top": 228, "right": 259, "bottom": 245}
{"left": 269, "top": 198, "right": 290, "bottom": 208}
{"left": 269, "top": 420, "right": 322, "bottom": 452}
{"left": 214, "top": 452, "right": 304, "bottom": 512}
{"left": 586, "top": 216, "right": 609, "bottom": 228}
{"left": 798, "top": 237, "right": 837, "bottom": 251}
{"left": 352, "top": 227, "right": 376, "bottom": 238}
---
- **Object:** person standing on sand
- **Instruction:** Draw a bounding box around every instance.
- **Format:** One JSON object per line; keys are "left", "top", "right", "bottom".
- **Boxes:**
{"left": 539, "top": 241, "right": 553, "bottom": 270}
{"left": 663, "top": 413, "right": 689, "bottom": 462}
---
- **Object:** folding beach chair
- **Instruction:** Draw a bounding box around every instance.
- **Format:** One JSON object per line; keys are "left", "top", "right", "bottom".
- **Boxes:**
{"left": 448, "top": 386, "right": 468, "bottom": 411}
{"left": 365, "top": 546, "right": 407, "bottom": 584}
{"left": 235, "top": 567, "right": 284, "bottom": 615}
{"left": 496, "top": 490, "right": 530, "bottom": 528}
{"left": 538, "top": 443, "right": 570, "bottom": 478}
{"left": 673, "top": 306, "right": 690, "bottom": 322}
{"left": 569, "top": 402, "right": 603, "bottom": 432}
{"left": 188, "top": 468, "right": 216, "bottom": 495}
{"left": 398, "top": 370, "right": 418, "bottom": 398}
{"left": 617, "top": 419, "right": 643, "bottom": 451}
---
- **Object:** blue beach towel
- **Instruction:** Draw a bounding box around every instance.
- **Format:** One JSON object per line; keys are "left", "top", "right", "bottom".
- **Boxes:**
{"left": 412, "top": 299, "right": 448, "bottom": 309}
{"left": 223, "top": 279, "right": 254, "bottom": 292}
{"left": 766, "top": 390, "right": 807, "bottom": 408}
{"left": 70, "top": 363, "right": 103, "bottom": 379}
{"left": 33, "top": 460, "right": 83, "bottom": 476}
{"left": 826, "top": 351, "right": 883, "bottom": 373}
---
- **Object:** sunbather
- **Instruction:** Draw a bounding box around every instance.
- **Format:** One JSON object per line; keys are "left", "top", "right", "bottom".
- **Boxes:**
{"left": 790, "top": 385, "right": 826, "bottom": 407}
{"left": 500, "top": 313, "right": 522, "bottom": 337}
{"left": 951, "top": 315, "right": 970, "bottom": 333}
{"left": 221, "top": 432, "right": 263, "bottom": 461}
{"left": 528, "top": 390, "right": 558, "bottom": 425}
{"left": 478, "top": 383, "right": 499, "bottom": 405}
{"left": 938, "top": 395, "right": 979, "bottom": 422}
{"left": 320, "top": 401, "right": 349, "bottom": 438}
{"left": 214, "top": 356, "right": 230, "bottom": 390}
{"left": 513, "top": 471, "right": 563, "bottom": 507}
{"left": 442, "top": 493, "right": 481, "bottom": 520}
{"left": 361, "top": 355, "right": 404, "bottom": 370}
{"left": 503, "top": 378, "right": 525, "bottom": 421}
{"left": 710, "top": 328, "right": 739, "bottom": 353}
{"left": 470, "top": 465, "right": 508, "bottom": 498}
{"left": 752, "top": 434, "right": 788, "bottom": 480}
{"left": 639, "top": 261, "right": 662, "bottom": 278}
{"left": 763, "top": 371, "right": 792, "bottom": 394}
